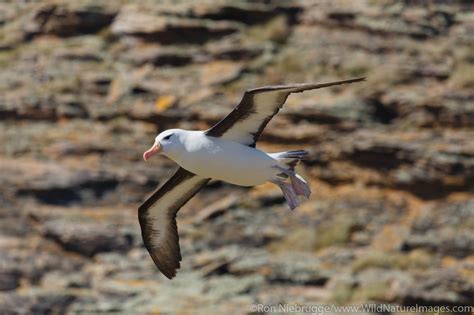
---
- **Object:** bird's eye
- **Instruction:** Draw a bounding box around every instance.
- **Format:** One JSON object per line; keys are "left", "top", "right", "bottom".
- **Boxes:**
{"left": 163, "top": 134, "right": 173, "bottom": 140}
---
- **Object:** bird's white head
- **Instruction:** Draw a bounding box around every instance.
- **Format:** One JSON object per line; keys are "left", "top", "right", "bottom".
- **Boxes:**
{"left": 143, "top": 129, "right": 185, "bottom": 161}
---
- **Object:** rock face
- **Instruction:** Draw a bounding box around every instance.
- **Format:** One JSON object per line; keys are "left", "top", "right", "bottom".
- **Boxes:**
{"left": 1, "top": 0, "right": 474, "bottom": 314}
{"left": 24, "top": 4, "right": 117, "bottom": 38}
{"left": 111, "top": 7, "right": 240, "bottom": 44}
{"left": 42, "top": 220, "right": 134, "bottom": 257}
{"left": 0, "top": 270, "right": 21, "bottom": 291}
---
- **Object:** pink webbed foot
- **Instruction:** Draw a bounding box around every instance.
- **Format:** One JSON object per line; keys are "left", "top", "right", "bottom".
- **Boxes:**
{"left": 273, "top": 165, "right": 311, "bottom": 200}
{"left": 272, "top": 180, "right": 300, "bottom": 210}
{"left": 291, "top": 174, "right": 311, "bottom": 199}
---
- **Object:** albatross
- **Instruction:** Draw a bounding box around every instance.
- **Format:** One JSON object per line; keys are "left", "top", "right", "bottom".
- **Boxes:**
{"left": 139, "top": 77, "right": 365, "bottom": 279}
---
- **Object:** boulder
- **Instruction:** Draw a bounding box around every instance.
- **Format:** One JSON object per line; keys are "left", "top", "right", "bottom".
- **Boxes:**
{"left": 42, "top": 219, "right": 133, "bottom": 257}
{"left": 111, "top": 9, "right": 239, "bottom": 44}
{"left": 24, "top": 4, "right": 116, "bottom": 38}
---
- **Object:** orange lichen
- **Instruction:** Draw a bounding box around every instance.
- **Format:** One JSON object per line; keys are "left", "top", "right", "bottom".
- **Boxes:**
{"left": 155, "top": 95, "right": 177, "bottom": 113}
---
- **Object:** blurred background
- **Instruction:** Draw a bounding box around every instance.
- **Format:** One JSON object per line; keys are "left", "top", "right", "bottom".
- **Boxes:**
{"left": 1, "top": 0, "right": 473, "bottom": 314}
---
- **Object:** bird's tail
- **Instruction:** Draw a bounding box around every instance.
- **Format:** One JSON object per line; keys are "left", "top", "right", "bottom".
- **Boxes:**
{"left": 270, "top": 150, "right": 309, "bottom": 170}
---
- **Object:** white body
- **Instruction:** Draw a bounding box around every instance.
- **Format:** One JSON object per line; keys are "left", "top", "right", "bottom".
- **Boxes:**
{"left": 163, "top": 131, "right": 280, "bottom": 186}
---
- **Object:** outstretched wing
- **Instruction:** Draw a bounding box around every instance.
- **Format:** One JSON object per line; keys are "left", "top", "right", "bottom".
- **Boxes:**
{"left": 205, "top": 77, "right": 365, "bottom": 147}
{"left": 138, "top": 167, "right": 210, "bottom": 279}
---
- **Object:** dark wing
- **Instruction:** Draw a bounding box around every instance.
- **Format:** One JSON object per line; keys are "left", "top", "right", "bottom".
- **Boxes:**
{"left": 205, "top": 77, "right": 365, "bottom": 147}
{"left": 138, "top": 167, "right": 210, "bottom": 279}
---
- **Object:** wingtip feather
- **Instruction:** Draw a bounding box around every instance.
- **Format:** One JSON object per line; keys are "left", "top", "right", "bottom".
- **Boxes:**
{"left": 351, "top": 76, "right": 366, "bottom": 82}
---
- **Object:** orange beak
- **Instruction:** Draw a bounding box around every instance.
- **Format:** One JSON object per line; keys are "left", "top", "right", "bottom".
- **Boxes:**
{"left": 143, "top": 142, "right": 162, "bottom": 161}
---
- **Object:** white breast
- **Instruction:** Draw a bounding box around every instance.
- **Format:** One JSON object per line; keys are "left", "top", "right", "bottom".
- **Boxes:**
{"left": 171, "top": 132, "right": 278, "bottom": 186}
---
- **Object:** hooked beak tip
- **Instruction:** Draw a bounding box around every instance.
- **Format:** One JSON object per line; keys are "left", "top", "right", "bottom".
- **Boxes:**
{"left": 143, "top": 142, "right": 161, "bottom": 161}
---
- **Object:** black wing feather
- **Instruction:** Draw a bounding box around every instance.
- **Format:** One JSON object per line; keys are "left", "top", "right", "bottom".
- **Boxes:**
{"left": 138, "top": 167, "right": 210, "bottom": 279}
{"left": 206, "top": 77, "right": 365, "bottom": 147}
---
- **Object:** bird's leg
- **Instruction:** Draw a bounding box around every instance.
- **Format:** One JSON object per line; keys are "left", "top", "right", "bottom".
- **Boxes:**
{"left": 273, "top": 166, "right": 311, "bottom": 199}
{"left": 271, "top": 179, "right": 299, "bottom": 211}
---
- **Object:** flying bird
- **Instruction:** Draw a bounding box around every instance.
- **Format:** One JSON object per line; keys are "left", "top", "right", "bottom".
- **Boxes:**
{"left": 139, "top": 77, "right": 365, "bottom": 279}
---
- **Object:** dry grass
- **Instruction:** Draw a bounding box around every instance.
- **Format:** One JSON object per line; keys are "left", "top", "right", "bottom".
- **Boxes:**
{"left": 247, "top": 15, "right": 290, "bottom": 44}
{"left": 313, "top": 217, "right": 355, "bottom": 250}
{"left": 449, "top": 43, "right": 474, "bottom": 89}
{"left": 352, "top": 249, "right": 433, "bottom": 272}
{"left": 449, "top": 63, "right": 474, "bottom": 89}
{"left": 268, "top": 216, "right": 356, "bottom": 253}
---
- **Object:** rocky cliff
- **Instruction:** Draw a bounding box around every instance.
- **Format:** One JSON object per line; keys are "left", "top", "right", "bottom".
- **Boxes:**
{"left": 1, "top": 0, "right": 473, "bottom": 313}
